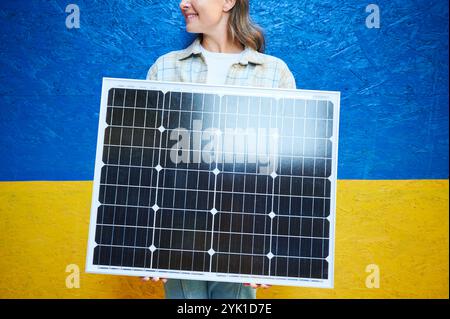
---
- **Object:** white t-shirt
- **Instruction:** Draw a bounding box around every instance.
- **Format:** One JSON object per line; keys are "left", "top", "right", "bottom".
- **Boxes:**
{"left": 200, "top": 44, "right": 243, "bottom": 85}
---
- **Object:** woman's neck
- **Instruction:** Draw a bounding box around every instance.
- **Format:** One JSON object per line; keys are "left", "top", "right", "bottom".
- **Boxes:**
{"left": 201, "top": 34, "right": 244, "bottom": 54}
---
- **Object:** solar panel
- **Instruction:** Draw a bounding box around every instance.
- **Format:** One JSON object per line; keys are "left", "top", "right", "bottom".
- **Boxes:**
{"left": 86, "top": 78, "right": 340, "bottom": 288}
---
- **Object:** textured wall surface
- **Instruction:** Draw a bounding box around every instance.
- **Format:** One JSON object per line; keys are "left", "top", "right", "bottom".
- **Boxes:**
{"left": 0, "top": 180, "right": 448, "bottom": 298}
{"left": 0, "top": 0, "right": 448, "bottom": 180}
{"left": 0, "top": 0, "right": 448, "bottom": 299}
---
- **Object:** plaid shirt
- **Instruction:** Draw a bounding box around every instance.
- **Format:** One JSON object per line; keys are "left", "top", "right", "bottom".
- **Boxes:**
{"left": 146, "top": 37, "right": 296, "bottom": 89}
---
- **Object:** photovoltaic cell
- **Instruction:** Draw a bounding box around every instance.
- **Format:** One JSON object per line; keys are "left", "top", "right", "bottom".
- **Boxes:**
{"left": 86, "top": 78, "right": 340, "bottom": 288}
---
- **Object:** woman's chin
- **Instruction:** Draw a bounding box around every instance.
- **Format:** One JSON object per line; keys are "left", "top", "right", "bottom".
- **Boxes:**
{"left": 185, "top": 26, "right": 199, "bottom": 33}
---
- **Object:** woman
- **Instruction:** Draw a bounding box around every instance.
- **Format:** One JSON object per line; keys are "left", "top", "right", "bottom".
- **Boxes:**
{"left": 142, "top": 0, "right": 296, "bottom": 299}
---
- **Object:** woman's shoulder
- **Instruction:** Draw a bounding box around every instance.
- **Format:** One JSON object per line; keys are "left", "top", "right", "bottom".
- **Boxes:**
{"left": 249, "top": 51, "right": 297, "bottom": 89}
{"left": 146, "top": 49, "right": 185, "bottom": 81}
{"left": 255, "top": 51, "right": 292, "bottom": 69}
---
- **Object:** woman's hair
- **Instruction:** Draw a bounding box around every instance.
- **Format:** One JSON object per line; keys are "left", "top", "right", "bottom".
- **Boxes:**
{"left": 226, "top": 0, "right": 266, "bottom": 53}
{"left": 198, "top": 1, "right": 265, "bottom": 52}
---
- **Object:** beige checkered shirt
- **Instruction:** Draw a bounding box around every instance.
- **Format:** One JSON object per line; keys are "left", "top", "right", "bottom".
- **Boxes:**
{"left": 146, "top": 37, "right": 296, "bottom": 89}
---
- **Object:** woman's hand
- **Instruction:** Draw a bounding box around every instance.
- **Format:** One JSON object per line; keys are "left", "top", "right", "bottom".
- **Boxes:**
{"left": 244, "top": 283, "right": 271, "bottom": 289}
{"left": 140, "top": 276, "right": 167, "bottom": 283}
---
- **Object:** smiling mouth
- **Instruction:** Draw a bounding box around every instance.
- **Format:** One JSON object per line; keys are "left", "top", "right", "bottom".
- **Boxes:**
{"left": 185, "top": 14, "right": 198, "bottom": 21}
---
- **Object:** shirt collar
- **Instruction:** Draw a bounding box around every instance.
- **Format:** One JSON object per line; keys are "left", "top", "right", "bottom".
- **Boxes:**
{"left": 177, "top": 37, "right": 265, "bottom": 65}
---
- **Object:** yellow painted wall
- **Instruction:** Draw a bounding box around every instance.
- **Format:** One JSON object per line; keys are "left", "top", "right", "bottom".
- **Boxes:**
{"left": 0, "top": 180, "right": 448, "bottom": 299}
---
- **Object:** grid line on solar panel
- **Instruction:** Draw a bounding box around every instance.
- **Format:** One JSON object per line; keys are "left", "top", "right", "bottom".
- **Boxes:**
{"left": 95, "top": 205, "right": 331, "bottom": 222}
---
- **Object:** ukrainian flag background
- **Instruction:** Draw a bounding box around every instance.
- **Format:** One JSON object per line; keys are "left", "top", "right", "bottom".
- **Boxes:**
{"left": 0, "top": 1, "right": 448, "bottom": 298}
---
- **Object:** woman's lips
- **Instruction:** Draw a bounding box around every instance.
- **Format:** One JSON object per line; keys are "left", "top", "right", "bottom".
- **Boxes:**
{"left": 186, "top": 14, "right": 198, "bottom": 21}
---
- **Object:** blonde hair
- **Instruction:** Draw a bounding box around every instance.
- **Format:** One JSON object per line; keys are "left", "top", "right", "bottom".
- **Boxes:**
{"left": 227, "top": 0, "right": 265, "bottom": 53}
{"left": 198, "top": 1, "right": 265, "bottom": 52}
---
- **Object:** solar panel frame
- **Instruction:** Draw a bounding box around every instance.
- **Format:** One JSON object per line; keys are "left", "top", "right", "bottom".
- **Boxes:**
{"left": 86, "top": 77, "right": 340, "bottom": 288}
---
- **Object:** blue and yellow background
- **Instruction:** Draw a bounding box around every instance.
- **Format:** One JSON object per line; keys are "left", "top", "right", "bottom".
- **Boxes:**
{"left": 0, "top": 0, "right": 448, "bottom": 298}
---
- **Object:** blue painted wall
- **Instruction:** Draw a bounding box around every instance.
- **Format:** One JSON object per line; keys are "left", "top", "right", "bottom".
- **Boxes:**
{"left": 0, "top": 0, "right": 448, "bottom": 180}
